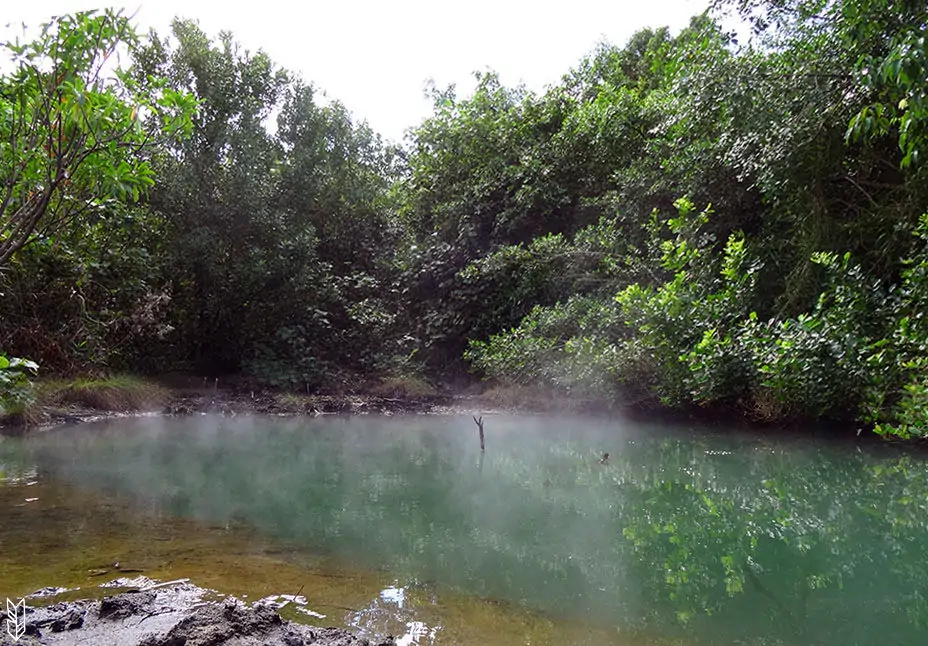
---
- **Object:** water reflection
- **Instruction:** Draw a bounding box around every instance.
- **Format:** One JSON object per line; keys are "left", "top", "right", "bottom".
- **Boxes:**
{"left": 0, "top": 464, "right": 38, "bottom": 486}
{"left": 348, "top": 583, "right": 441, "bottom": 645}
{"left": 1, "top": 415, "right": 927, "bottom": 645}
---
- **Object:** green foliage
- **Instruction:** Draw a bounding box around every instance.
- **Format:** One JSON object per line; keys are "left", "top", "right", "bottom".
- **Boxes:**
{"left": 0, "top": 354, "right": 39, "bottom": 416}
{"left": 843, "top": 1, "right": 928, "bottom": 167}
{"left": 468, "top": 195, "right": 908, "bottom": 426}
{"left": 467, "top": 294, "right": 630, "bottom": 399}
{"left": 129, "top": 21, "right": 397, "bottom": 383}
{"left": 457, "top": 3, "right": 928, "bottom": 434}
{"left": 396, "top": 39, "right": 678, "bottom": 374}
{"left": 863, "top": 214, "right": 928, "bottom": 438}
{"left": 722, "top": 251, "right": 882, "bottom": 420}
{"left": 0, "top": 203, "right": 175, "bottom": 373}
{"left": 610, "top": 199, "right": 758, "bottom": 406}
{"left": 0, "top": 9, "right": 195, "bottom": 266}
{"left": 463, "top": 211, "right": 645, "bottom": 397}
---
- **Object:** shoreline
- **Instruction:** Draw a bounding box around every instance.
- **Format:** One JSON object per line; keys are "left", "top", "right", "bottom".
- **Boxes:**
{"left": 2, "top": 385, "right": 457, "bottom": 434}
{"left": 3, "top": 376, "right": 925, "bottom": 448}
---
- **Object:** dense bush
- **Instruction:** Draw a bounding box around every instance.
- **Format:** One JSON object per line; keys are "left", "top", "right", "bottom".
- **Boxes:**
{"left": 469, "top": 198, "right": 928, "bottom": 436}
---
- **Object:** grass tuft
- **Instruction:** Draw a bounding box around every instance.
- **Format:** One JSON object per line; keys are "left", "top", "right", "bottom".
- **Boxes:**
{"left": 40, "top": 375, "right": 168, "bottom": 412}
{"left": 275, "top": 393, "right": 316, "bottom": 413}
{"left": 369, "top": 376, "right": 437, "bottom": 399}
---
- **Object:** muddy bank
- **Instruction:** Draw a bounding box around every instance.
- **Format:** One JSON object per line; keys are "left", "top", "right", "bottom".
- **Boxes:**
{"left": 162, "top": 389, "right": 451, "bottom": 418}
{"left": 16, "top": 388, "right": 455, "bottom": 431}
{"left": 1, "top": 579, "right": 395, "bottom": 646}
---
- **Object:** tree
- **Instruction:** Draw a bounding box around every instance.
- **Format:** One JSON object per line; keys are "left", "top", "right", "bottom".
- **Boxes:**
{"left": 0, "top": 9, "right": 194, "bottom": 266}
{"left": 134, "top": 19, "right": 293, "bottom": 373}
{"left": 133, "top": 20, "right": 399, "bottom": 383}
{"left": 276, "top": 83, "right": 396, "bottom": 274}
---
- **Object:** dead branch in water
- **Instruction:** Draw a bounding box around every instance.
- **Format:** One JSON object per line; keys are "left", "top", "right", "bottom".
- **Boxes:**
{"left": 473, "top": 415, "right": 485, "bottom": 451}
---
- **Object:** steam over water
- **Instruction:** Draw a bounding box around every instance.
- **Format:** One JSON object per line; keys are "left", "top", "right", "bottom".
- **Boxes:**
{"left": 2, "top": 414, "right": 927, "bottom": 645}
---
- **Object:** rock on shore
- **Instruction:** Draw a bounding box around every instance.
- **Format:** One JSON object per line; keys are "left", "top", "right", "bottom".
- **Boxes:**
{"left": 1, "top": 580, "right": 395, "bottom": 646}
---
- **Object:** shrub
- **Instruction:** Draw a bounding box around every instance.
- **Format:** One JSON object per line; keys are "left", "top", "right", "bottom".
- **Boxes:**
{"left": 466, "top": 295, "right": 625, "bottom": 398}
{"left": 0, "top": 354, "right": 39, "bottom": 418}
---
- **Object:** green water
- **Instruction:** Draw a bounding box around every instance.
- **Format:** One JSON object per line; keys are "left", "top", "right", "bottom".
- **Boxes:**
{"left": 1, "top": 414, "right": 927, "bottom": 645}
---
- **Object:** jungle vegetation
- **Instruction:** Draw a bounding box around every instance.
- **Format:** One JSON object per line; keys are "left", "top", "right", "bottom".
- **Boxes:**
{"left": 2, "top": 1, "right": 928, "bottom": 437}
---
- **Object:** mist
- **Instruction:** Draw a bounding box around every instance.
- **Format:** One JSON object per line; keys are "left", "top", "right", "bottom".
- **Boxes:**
{"left": 6, "top": 414, "right": 928, "bottom": 645}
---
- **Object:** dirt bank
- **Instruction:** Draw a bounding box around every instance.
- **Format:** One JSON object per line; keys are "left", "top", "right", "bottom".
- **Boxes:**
{"left": 3, "top": 387, "right": 455, "bottom": 432}
{"left": 1, "top": 579, "right": 394, "bottom": 646}
{"left": 162, "top": 389, "right": 452, "bottom": 418}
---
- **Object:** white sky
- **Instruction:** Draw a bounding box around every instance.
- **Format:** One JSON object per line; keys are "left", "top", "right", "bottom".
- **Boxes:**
{"left": 4, "top": 0, "right": 709, "bottom": 142}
